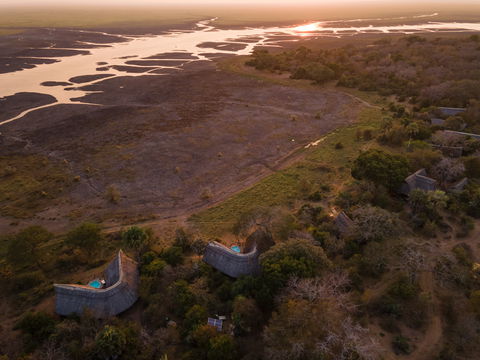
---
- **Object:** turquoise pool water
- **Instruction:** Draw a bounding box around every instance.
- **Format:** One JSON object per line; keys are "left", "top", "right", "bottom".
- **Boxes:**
{"left": 89, "top": 280, "right": 102, "bottom": 289}
{"left": 231, "top": 245, "right": 241, "bottom": 253}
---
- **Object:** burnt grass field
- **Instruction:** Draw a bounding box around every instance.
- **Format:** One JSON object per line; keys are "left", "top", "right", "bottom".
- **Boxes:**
{"left": 0, "top": 56, "right": 360, "bottom": 232}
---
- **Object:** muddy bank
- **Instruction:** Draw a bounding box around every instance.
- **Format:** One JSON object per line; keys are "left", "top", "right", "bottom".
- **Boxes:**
{"left": 0, "top": 28, "right": 128, "bottom": 74}
{"left": 0, "top": 92, "right": 56, "bottom": 123}
{"left": 69, "top": 74, "right": 115, "bottom": 84}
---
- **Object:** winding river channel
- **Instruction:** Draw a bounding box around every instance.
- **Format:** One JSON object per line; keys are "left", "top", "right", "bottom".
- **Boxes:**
{"left": 1, "top": 14, "right": 480, "bottom": 125}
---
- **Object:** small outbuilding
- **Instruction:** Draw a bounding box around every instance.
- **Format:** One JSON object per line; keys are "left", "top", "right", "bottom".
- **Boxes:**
{"left": 54, "top": 250, "right": 139, "bottom": 318}
{"left": 400, "top": 169, "right": 437, "bottom": 196}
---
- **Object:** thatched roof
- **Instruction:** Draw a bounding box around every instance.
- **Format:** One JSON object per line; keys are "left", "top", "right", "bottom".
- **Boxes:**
{"left": 400, "top": 169, "right": 437, "bottom": 195}
{"left": 438, "top": 107, "right": 466, "bottom": 117}
{"left": 443, "top": 130, "right": 480, "bottom": 140}
{"left": 203, "top": 241, "right": 260, "bottom": 278}
{"left": 431, "top": 144, "right": 463, "bottom": 158}
{"left": 450, "top": 177, "right": 468, "bottom": 193}
{"left": 431, "top": 118, "right": 445, "bottom": 127}
{"left": 54, "top": 250, "right": 139, "bottom": 318}
{"left": 335, "top": 211, "right": 354, "bottom": 234}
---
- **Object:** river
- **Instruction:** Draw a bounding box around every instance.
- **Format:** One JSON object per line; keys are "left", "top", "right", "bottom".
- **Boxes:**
{"left": 1, "top": 14, "right": 480, "bottom": 125}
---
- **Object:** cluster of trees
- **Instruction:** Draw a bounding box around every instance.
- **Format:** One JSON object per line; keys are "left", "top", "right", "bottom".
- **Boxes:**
{"left": 246, "top": 35, "right": 480, "bottom": 109}
{"left": 2, "top": 34, "right": 480, "bottom": 360}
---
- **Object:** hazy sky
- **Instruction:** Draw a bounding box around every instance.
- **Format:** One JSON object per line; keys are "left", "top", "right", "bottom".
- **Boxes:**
{"left": 0, "top": 0, "right": 465, "bottom": 4}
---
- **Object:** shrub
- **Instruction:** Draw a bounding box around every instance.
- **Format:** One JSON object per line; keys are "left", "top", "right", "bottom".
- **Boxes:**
{"left": 105, "top": 185, "right": 121, "bottom": 204}
{"left": 174, "top": 228, "right": 192, "bottom": 251}
{"left": 12, "top": 271, "right": 45, "bottom": 291}
{"left": 16, "top": 311, "right": 56, "bottom": 348}
{"left": 464, "top": 156, "right": 480, "bottom": 179}
{"left": 351, "top": 149, "right": 410, "bottom": 191}
{"left": 352, "top": 205, "right": 399, "bottom": 243}
{"left": 66, "top": 222, "right": 102, "bottom": 254}
{"left": 232, "top": 296, "right": 262, "bottom": 334}
{"left": 307, "top": 191, "right": 323, "bottom": 201}
{"left": 142, "top": 258, "right": 167, "bottom": 276}
{"left": 191, "top": 238, "right": 208, "bottom": 255}
{"left": 122, "top": 226, "right": 150, "bottom": 251}
{"left": 7, "top": 226, "right": 52, "bottom": 267}
{"left": 207, "top": 335, "right": 237, "bottom": 360}
{"left": 290, "top": 63, "right": 336, "bottom": 84}
{"left": 170, "top": 280, "right": 196, "bottom": 316}
{"left": 191, "top": 324, "right": 218, "bottom": 350}
{"left": 392, "top": 335, "right": 411, "bottom": 355}
{"left": 184, "top": 305, "right": 208, "bottom": 335}
{"left": 388, "top": 277, "right": 419, "bottom": 301}
{"left": 161, "top": 246, "right": 184, "bottom": 266}
{"left": 260, "top": 239, "right": 332, "bottom": 294}
{"left": 95, "top": 325, "right": 127, "bottom": 360}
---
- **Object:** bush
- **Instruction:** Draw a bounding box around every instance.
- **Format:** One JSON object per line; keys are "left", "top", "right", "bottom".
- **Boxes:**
{"left": 191, "top": 238, "right": 208, "bottom": 255}
{"left": 191, "top": 324, "right": 218, "bottom": 350}
{"left": 352, "top": 205, "right": 399, "bottom": 243}
{"left": 351, "top": 149, "right": 410, "bottom": 191}
{"left": 174, "top": 228, "right": 192, "bottom": 251}
{"left": 207, "top": 335, "right": 237, "bottom": 360}
{"left": 388, "top": 277, "right": 419, "bottom": 301}
{"left": 232, "top": 296, "right": 262, "bottom": 334}
{"left": 392, "top": 335, "right": 412, "bottom": 355}
{"left": 464, "top": 156, "right": 480, "bottom": 178}
{"left": 105, "top": 185, "right": 121, "bottom": 204}
{"left": 7, "top": 226, "right": 52, "bottom": 267}
{"left": 290, "top": 63, "right": 336, "bottom": 84}
{"left": 260, "top": 239, "right": 332, "bottom": 295}
{"left": 66, "top": 222, "right": 102, "bottom": 254}
{"left": 16, "top": 311, "right": 56, "bottom": 348}
{"left": 170, "top": 280, "right": 196, "bottom": 316}
{"left": 122, "top": 226, "right": 150, "bottom": 251}
{"left": 11, "top": 271, "right": 45, "bottom": 291}
{"left": 95, "top": 325, "right": 127, "bottom": 360}
{"left": 161, "top": 246, "right": 184, "bottom": 266}
{"left": 142, "top": 258, "right": 167, "bottom": 276}
{"left": 184, "top": 305, "right": 208, "bottom": 335}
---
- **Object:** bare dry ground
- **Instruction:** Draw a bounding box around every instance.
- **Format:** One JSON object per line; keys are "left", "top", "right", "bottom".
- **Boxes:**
{"left": 0, "top": 59, "right": 361, "bottom": 233}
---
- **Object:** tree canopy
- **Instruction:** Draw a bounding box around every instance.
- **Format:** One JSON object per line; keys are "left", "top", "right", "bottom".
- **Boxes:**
{"left": 351, "top": 149, "right": 410, "bottom": 191}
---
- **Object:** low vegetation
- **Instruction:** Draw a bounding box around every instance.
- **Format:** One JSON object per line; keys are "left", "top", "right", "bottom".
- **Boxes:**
{"left": 1, "top": 33, "right": 480, "bottom": 360}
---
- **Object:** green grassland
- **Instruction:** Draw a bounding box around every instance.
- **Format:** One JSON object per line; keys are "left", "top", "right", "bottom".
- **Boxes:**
{"left": 0, "top": 155, "right": 73, "bottom": 218}
{"left": 190, "top": 104, "right": 384, "bottom": 236}
{"left": 189, "top": 55, "right": 386, "bottom": 236}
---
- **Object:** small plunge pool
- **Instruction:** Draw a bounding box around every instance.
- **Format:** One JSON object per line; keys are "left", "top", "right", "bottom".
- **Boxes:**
{"left": 88, "top": 279, "right": 102, "bottom": 289}
{"left": 231, "top": 245, "right": 241, "bottom": 253}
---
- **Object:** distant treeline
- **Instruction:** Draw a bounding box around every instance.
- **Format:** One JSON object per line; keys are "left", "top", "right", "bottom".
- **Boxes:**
{"left": 246, "top": 35, "right": 480, "bottom": 108}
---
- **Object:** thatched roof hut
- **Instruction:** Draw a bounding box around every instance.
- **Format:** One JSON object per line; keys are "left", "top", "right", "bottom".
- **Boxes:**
{"left": 437, "top": 107, "right": 466, "bottom": 117}
{"left": 54, "top": 250, "right": 139, "bottom": 318}
{"left": 431, "top": 144, "right": 464, "bottom": 158}
{"left": 400, "top": 169, "right": 437, "bottom": 196}
{"left": 450, "top": 177, "right": 468, "bottom": 193}
{"left": 443, "top": 130, "right": 480, "bottom": 140}
{"left": 203, "top": 241, "right": 261, "bottom": 278}
{"left": 335, "top": 211, "right": 354, "bottom": 234}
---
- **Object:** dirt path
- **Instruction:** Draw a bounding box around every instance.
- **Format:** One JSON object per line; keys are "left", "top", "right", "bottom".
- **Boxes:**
{"left": 408, "top": 271, "right": 443, "bottom": 360}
